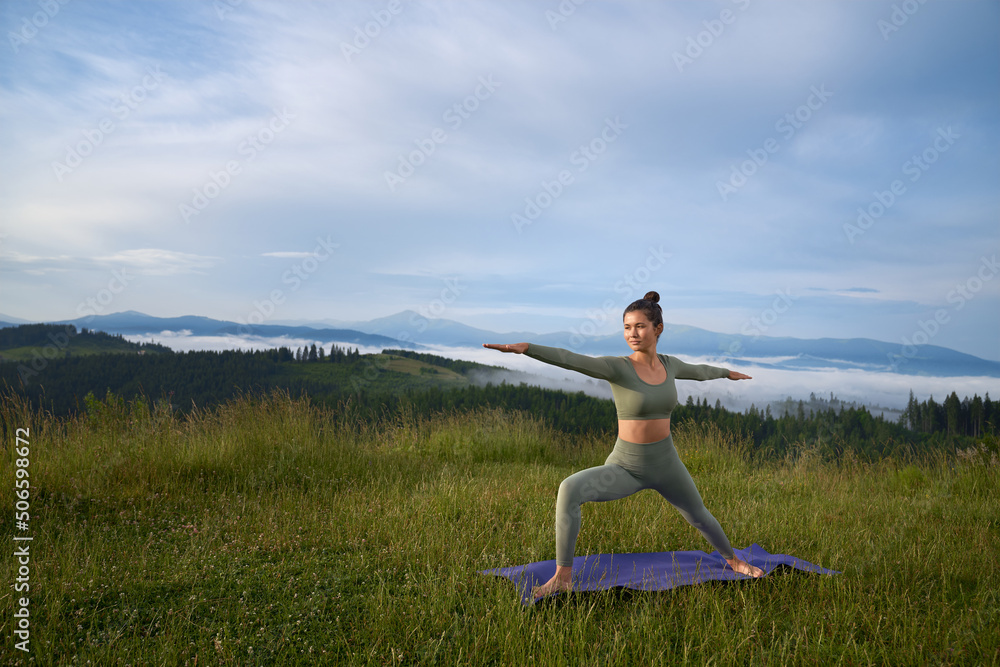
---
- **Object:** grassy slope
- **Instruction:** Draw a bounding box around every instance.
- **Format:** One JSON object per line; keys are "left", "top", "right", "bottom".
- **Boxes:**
{"left": 0, "top": 334, "right": 168, "bottom": 362}
{"left": 275, "top": 353, "right": 472, "bottom": 397}
{"left": 285, "top": 353, "right": 468, "bottom": 384}
{"left": 1, "top": 391, "right": 997, "bottom": 666}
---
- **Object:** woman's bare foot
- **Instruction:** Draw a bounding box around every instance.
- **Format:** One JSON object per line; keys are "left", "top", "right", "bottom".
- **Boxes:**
{"left": 532, "top": 566, "right": 573, "bottom": 599}
{"left": 725, "top": 556, "right": 765, "bottom": 578}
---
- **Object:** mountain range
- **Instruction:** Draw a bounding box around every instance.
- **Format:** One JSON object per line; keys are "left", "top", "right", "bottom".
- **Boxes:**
{"left": 1, "top": 309, "right": 997, "bottom": 378}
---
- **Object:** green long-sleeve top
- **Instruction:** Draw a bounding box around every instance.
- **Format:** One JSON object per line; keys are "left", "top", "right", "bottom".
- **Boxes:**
{"left": 524, "top": 343, "right": 730, "bottom": 420}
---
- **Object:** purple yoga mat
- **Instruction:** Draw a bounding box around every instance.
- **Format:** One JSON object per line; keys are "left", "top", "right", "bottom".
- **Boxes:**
{"left": 480, "top": 543, "right": 839, "bottom": 605}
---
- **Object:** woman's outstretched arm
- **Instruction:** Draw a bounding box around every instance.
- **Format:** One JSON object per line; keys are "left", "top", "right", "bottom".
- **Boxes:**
{"left": 483, "top": 342, "right": 619, "bottom": 381}
{"left": 482, "top": 343, "right": 528, "bottom": 354}
{"left": 667, "top": 356, "right": 753, "bottom": 382}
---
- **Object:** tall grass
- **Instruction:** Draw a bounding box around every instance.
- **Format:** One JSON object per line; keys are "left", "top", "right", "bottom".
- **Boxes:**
{"left": 1, "top": 389, "right": 997, "bottom": 665}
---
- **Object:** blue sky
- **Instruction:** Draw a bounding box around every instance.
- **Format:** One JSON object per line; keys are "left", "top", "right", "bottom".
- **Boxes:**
{"left": 2, "top": 0, "right": 998, "bottom": 361}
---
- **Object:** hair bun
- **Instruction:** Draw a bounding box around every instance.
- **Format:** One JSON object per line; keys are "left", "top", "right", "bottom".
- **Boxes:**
{"left": 643, "top": 291, "right": 660, "bottom": 304}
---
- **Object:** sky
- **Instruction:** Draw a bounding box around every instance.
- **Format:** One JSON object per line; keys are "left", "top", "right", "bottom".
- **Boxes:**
{"left": 2, "top": 0, "right": 999, "bottom": 362}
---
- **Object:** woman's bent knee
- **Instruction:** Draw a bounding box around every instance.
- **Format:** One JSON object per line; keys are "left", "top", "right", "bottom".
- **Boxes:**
{"left": 559, "top": 466, "right": 617, "bottom": 506}
{"left": 557, "top": 477, "right": 582, "bottom": 504}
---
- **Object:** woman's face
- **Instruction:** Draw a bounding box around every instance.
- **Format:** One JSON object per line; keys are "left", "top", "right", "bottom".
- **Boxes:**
{"left": 623, "top": 311, "right": 662, "bottom": 352}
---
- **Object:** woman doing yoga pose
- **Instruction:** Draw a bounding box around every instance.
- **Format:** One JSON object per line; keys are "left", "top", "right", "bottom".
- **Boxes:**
{"left": 484, "top": 291, "right": 764, "bottom": 598}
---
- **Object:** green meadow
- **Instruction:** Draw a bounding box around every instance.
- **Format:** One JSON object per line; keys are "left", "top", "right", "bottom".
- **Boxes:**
{"left": 1, "top": 390, "right": 997, "bottom": 666}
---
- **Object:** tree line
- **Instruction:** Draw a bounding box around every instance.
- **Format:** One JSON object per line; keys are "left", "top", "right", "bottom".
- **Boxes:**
{"left": 0, "top": 324, "right": 171, "bottom": 369}
{"left": 291, "top": 343, "right": 360, "bottom": 363}
{"left": 0, "top": 344, "right": 370, "bottom": 414}
{"left": 1, "top": 335, "right": 994, "bottom": 460}
{"left": 902, "top": 389, "right": 994, "bottom": 438}
{"left": 331, "top": 384, "right": 994, "bottom": 460}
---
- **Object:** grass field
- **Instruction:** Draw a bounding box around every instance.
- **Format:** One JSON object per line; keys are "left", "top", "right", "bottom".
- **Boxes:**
{"left": 1, "top": 390, "right": 997, "bottom": 665}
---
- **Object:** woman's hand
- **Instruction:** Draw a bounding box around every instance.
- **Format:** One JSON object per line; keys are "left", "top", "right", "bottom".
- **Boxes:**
{"left": 483, "top": 343, "right": 528, "bottom": 354}
{"left": 728, "top": 370, "right": 752, "bottom": 380}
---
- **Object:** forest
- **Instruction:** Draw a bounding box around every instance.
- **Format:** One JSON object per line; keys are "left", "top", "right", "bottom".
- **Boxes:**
{"left": 1, "top": 324, "right": 995, "bottom": 461}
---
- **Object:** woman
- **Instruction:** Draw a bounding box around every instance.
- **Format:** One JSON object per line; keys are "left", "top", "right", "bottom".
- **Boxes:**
{"left": 484, "top": 291, "right": 764, "bottom": 599}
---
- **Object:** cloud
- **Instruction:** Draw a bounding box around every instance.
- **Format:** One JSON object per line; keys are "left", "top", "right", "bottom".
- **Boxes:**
{"left": 0, "top": 248, "right": 221, "bottom": 276}
{"left": 261, "top": 251, "right": 320, "bottom": 259}
{"left": 97, "top": 249, "right": 221, "bottom": 275}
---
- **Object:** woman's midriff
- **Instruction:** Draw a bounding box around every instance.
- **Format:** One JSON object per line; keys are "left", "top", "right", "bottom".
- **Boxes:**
{"left": 618, "top": 418, "right": 670, "bottom": 445}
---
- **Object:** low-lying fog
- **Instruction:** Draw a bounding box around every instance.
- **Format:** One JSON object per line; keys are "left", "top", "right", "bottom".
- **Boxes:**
{"left": 126, "top": 332, "right": 1000, "bottom": 419}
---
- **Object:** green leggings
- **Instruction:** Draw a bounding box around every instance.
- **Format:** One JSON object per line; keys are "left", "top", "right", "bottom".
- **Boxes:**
{"left": 554, "top": 435, "right": 735, "bottom": 566}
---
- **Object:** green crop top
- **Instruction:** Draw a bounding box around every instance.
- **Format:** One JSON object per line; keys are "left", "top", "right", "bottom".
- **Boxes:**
{"left": 524, "top": 343, "right": 730, "bottom": 421}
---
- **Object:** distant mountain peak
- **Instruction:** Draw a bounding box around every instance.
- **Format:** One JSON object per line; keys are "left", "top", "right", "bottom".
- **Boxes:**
{"left": 9, "top": 308, "right": 999, "bottom": 377}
